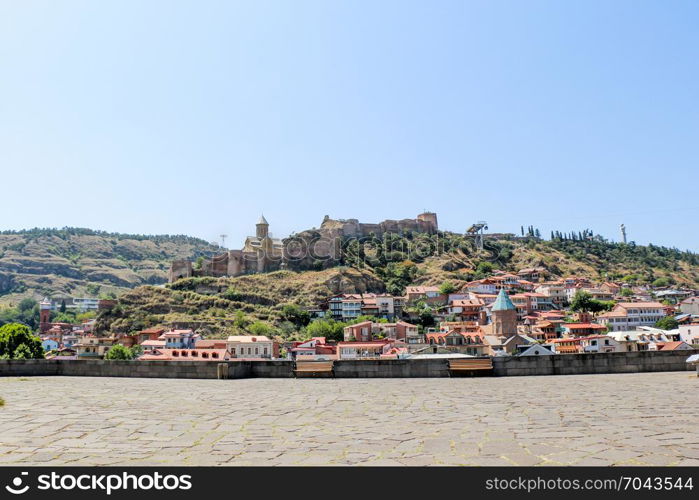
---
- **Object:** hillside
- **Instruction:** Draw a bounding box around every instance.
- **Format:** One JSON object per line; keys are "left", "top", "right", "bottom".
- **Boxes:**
{"left": 94, "top": 230, "right": 699, "bottom": 338}
{"left": 95, "top": 267, "right": 385, "bottom": 337}
{"left": 0, "top": 228, "right": 220, "bottom": 305}
{"left": 2, "top": 225, "right": 697, "bottom": 336}
{"left": 337, "top": 231, "right": 699, "bottom": 293}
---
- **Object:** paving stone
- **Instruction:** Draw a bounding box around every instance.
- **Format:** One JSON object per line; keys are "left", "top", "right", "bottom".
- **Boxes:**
{"left": 0, "top": 373, "right": 696, "bottom": 466}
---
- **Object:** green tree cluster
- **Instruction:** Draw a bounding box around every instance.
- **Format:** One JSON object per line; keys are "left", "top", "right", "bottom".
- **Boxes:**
{"left": 569, "top": 291, "right": 614, "bottom": 314}
{"left": 0, "top": 298, "right": 40, "bottom": 330}
{"left": 0, "top": 323, "right": 44, "bottom": 359}
{"left": 280, "top": 304, "right": 311, "bottom": 327}
{"left": 104, "top": 343, "right": 142, "bottom": 360}
{"left": 303, "top": 318, "right": 345, "bottom": 342}
{"left": 655, "top": 316, "right": 679, "bottom": 330}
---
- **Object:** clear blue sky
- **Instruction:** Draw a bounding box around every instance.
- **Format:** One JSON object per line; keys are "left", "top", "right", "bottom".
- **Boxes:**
{"left": 1, "top": 0, "right": 698, "bottom": 250}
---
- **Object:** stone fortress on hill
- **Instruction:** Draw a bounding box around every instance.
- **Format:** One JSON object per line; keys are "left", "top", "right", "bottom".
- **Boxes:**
{"left": 168, "top": 212, "right": 438, "bottom": 282}
{"left": 318, "top": 212, "right": 438, "bottom": 239}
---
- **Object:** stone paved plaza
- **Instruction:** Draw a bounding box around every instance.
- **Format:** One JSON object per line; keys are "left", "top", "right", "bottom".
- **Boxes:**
{"left": 0, "top": 372, "right": 698, "bottom": 466}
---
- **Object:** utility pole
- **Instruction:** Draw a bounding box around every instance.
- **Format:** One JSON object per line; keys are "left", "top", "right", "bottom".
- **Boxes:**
{"left": 220, "top": 234, "right": 228, "bottom": 249}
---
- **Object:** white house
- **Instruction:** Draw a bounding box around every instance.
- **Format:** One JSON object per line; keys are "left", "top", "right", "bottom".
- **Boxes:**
{"left": 518, "top": 344, "right": 554, "bottom": 356}
{"left": 579, "top": 335, "right": 621, "bottom": 353}
{"left": 608, "top": 330, "right": 671, "bottom": 351}
{"left": 464, "top": 280, "right": 497, "bottom": 295}
{"left": 226, "top": 335, "right": 276, "bottom": 359}
{"left": 678, "top": 325, "right": 699, "bottom": 346}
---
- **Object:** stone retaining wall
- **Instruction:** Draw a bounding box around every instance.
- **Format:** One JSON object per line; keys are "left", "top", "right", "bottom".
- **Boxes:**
{"left": 0, "top": 350, "right": 696, "bottom": 379}
{"left": 491, "top": 349, "right": 696, "bottom": 377}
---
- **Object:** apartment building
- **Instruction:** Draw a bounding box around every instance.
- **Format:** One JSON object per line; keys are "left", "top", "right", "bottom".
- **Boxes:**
{"left": 597, "top": 302, "right": 666, "bottom": 332}
{"left": 325, "top": 294, "right": 403, "bottom": 321}
{"left": 534, "top": 283, "right": 567, "bottom": 307}
{"left": 343, "top": 320, "right": 420, "bottom": 343}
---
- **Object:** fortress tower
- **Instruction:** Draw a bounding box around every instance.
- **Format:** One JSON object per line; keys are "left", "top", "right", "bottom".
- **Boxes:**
{"left": 491, "top": 289, "right": 518, "bottom": 338}
{"left": 417, "top": 211, "right": 438, "bottom": 227}
{"left": 256, "top": 214, "right": 269, "bottom": 239}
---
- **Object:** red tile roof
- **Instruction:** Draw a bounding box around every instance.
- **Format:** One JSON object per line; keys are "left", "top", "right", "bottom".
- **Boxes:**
{"left": 564, "top": 323, "right": 607, "bottom": 330}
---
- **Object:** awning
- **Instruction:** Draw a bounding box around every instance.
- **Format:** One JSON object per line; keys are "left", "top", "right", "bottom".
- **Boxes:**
{"left": 685, "top": 354, "right": 699, "bottom": 365}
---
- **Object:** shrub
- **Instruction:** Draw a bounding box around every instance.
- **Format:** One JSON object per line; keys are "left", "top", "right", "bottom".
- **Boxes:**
{"left": 104, "top": 344, "right": 136, "bottom": 360}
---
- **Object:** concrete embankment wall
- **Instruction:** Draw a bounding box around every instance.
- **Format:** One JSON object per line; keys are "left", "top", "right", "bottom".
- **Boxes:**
{"left": 0, "top": 350, "right": 696, "bottom": 379}
{"left": 491, "top": 349, "right": 696, "bottom": 377}
{"left": 0, "top": 359, "right": 293, "bottom": 379}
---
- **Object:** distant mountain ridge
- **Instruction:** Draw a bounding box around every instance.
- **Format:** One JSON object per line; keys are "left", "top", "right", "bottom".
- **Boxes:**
{"left": 0, "top": 227, "right": 221, "bottom": 304}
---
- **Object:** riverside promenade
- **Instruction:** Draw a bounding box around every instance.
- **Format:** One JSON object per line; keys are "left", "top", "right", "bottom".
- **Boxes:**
{"left": 0, "top": 372, "right": 698, "bottom": 466}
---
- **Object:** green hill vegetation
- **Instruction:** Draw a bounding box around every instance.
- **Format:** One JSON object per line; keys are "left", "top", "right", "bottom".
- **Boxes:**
{"left": 2, "top": 226, "right": 697, "bottom": 339}
{"left": 94, "top": 230, "right": 699, "bottom": 340}
{"left": 0, "top": 227, "right": 220, "bottom": 305}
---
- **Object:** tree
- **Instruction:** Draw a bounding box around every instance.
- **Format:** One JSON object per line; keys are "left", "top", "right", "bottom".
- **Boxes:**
{"left": 655, "top": 316, "right": 679, "bottom": 330}
{"left": 18, "top": 298, "right": 37, "bottom": 313}
{"left": 347, "top": 315, "right": 389, "bottom": 325}
{"left": 12, "top": 344, "right": 33, "bottom": 359}
{"left": 52, "top": 312, "right": 77, "bottom": 324}
{"left": 0, "top": 299, "right": 41, "bottom": 330}
{"left": 304, "top": 319, "right": 345, "bottom": 342}
{"left": 280, "top": 304, "right": 310, "bottom": 327}
{"left": 569, "top": 291, "right": 609, "bottom": 314}
{"left": 620, "top": 288, "right": 634, "bottom": 297}
{"left": 418, "top": 309, "right": 435, "bottom": 327}
{"left": 193, "top": 256, "right": 205, "bottom": 270}
{"left": 248, "top": 321, "right": 273, "bottom": 336}
{"left": 652, "top": 277, "right": 671, "bottom": 288}
{"left": 233, "top": 311, "right": 250, "bottom": 329}
{"left": 59, "top": 300, "right": 67, "bottom": 314}
{"left": 474, "top": 261, "right": 494, "bottom": 279}
{"left": 104, "top": 344, "right": 135, "bottom": 360}
{"left": 438, "top": 281, "right": 457, "bottom": 295}
{"left": 0, "top": 323, "right": 44, "bottom": 359}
